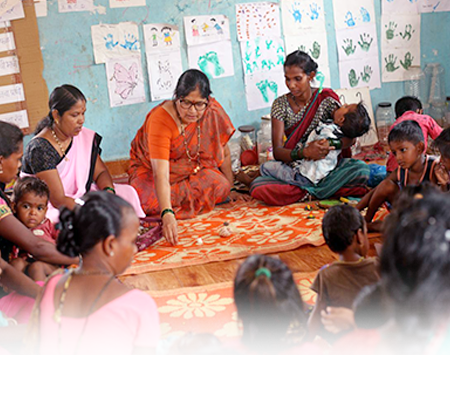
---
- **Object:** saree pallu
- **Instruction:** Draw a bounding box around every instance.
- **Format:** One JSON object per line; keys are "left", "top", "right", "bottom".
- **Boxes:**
{"left": 128, "top": 98, "right": 235, "bottom": 219}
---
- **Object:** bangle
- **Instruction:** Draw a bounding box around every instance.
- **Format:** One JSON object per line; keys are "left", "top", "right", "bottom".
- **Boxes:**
{"left": 161, "top": 208, "right": 175, "bottom": 218}
{"left": 290, "top": 148, "right": 299, "bottom": 161}
{"left": 103, "top": 186, "right": 116, "bottom": 194}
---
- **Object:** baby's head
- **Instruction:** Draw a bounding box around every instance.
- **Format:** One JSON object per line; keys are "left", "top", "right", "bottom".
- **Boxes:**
{"left": 388, "top": 120, "right": 425, "bottom": 169}
{"left": 432, "top": 128, "right": 450, "bottom": 171}
{"left": 333, "top": 101, "right": 371, "bottom": 139}
{"left": 395, "top": 96, "right": 423, "bottom": 119}
{"left": 322, "top": 205, "right": 369, "bottom": 257}
{"left": 13, "top": 176, "right": 49, "bottom": 229}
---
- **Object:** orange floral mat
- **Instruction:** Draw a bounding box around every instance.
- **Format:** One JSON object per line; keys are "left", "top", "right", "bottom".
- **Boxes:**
{"left": 148, "top": 271, "right": 318, "bottom": 341}
{"left": 126, "top": 200, "right": 327, "bottom": 276}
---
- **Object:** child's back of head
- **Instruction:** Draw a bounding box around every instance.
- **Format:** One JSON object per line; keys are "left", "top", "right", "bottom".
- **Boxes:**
{"left": 388, "top": 120, "right": 424, "bottom": 146}
{"left": 234, "top": 254, "right": 306, "bottom": 352}
{"left": 395, "top": 96, "right": 423, "bottom": 119}
{"left": 433, "top": 128, "right": 450, "bottom": 159}
{"left": 339, "top": 101, "right": 371, "bottom": 139}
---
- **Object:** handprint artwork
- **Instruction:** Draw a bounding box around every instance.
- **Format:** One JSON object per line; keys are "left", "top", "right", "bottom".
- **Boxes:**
{"left": 385, "top": 54, "right": 400, "bottom": 72}
{"left": 385, "top": 21, "right": 397, "bottom": 40}
{"left": 358, "top": 33, "right": 373, "bottom": 52}
{"left": 342, "top": 39, "right": 356, "bottom": 56}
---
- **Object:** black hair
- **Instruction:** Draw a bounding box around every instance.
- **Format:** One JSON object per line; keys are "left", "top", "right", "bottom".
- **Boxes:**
{"left": 234, "top": 254, "right": 306, "bottom": 352}
{"left": 340, "top": 102, "right": 371, "bottom": 139}
{"left": 322, "top": 205, "right": 365, "bottom": 253}
{"left": 35, "top": 84, "right": 86, "bottom": 134}
{"left": 353, "top": 283, "right": 390, "bottom": 330}
{"left": 379, "top": 190, "right": 450, "bottom": 353}
{"left": 57, "top": 191, "right": 133, "bottom": 257}
{"left": 432, "top": 128, "right": 450, "bottom": 159}
{"left": 388, "top": 120, "right": 424, "bottom": 145}
{"left": 0, "top": 121, "right": 24, "bottom": 158}
{"left": 173, "top": 69, "right": 212, "bottom": 100}
{"left": 284, "top": 50, "right": 318, "bottom": 75}
{"left": 395, "top": 96, "right": 422, "bottom": 119}
{"left": 13, "top": 176, "right": 50, "bottom": 203}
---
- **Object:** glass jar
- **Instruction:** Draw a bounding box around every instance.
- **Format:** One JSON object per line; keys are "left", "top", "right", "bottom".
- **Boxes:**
{"left": 376, "top": 102, "right": 394, "bottom": 152}
{"left": 424, "top": 63, "right": 446, "bottom": 111}
{"left": 257, "top": 115, "right": 272, "bottom": 164}
{"left": 228, "top": 130, "right": 242, "bottom": 174}
{"left": 238, "top": 125, "right": 256, "bottom": 151}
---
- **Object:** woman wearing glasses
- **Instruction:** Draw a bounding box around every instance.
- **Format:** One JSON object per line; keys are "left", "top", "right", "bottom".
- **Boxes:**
{"left": 129, "top": 69, "right": 237, "bottom": 245}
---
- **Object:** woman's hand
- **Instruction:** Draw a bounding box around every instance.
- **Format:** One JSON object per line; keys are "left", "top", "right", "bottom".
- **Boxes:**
{"left": 229, "top": 190, "right": 252, "bottom": 202}
{"left": 162, "top": 212, "right": 178, "bottom": 246}
{"left": 303, "top": 139, "right": 334, "bottom": 161}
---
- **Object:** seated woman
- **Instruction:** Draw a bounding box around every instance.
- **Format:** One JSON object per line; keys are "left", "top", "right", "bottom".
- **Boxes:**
{"left": 26, "top": 192, "right": 160, "bottom": 355}
{"left": 249, "top": 51, "right": 370, "bottom": 205}
{"left": 21, "top": 84, "right": 145, "bottom": 223}
{"left": 128, "top": 69, "right": 239, "bottom": 246}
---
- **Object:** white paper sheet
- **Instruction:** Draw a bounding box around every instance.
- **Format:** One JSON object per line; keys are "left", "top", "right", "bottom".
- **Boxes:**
{"left": 58, "top": 0, "right": 93, "bottom": 12}
{"left": 381, "top": 14, "right": 420, "bottom": 50}
{"left": 105, "top": 57, "right": 146, "bottom": 108}
{"left": 91, "top": 23, "right": 140, "bottom": 64}
{"left": 0, "top": 83, "right": 25, "bottom": 105}
{"left": 0, "top": 0, "right": 20, "bottom": 18}
{"left": 184, "top": 15, "right": 230, "bottom": 46}
{"left": 333, "top": 0, "right": 375, "bottom": 30}
{"left": 0, "top": 32, "right": 15, "bottom": 53}
{"left": 144, "top": 24, "right": 180, "bottom": 54}
{"left": 382, "top": 0, "right": 419, "bottom": 15}
{"left": 187, "top": 40, "right": 234, "bottom": 79}
{"left": 0, "top": 1, "right": 24, "bottom": 22}
{"left": 147, "top": 50, "right": 183, "bottom": 101}
{"left": 339, "top": 56, "right": 381, "bottom": 90}
{"left": 0, "top": 109, "right": 29, "bottom": 129}
{"left": 0, "top": 56, "right": 19, "bottom": 77}
{"left": 381, "top": 46, "right": 421, "bottom": 82}
{"left": 336, "top": 24, "right": 379, "bottom": 61}
{"left": 35, "top": 0, "right": 47, "bottom": 17}
{"left": 109, "top": 0, "right": 145, "bottom": 8}
{"left": 240, "top": 36, "right": 284, "bottom": 76}
{"left": 280, "top": 0, "right": 325, "bottom": 35}
{"left": 419, "top": 0, "right": 450, "bottom": 12}
{"left": 236, "top": 2, "right": 281, "bottom": 41}
{"left": 284, "top": 29, "right": 329, "bottom": 69}
{"left": 0, "top": 22, "right": 10, "bottom": 28}
{"left": 244, "top": 71, "right": 289, "bottom": 111}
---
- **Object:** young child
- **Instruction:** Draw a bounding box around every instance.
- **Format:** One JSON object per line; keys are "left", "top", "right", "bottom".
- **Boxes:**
{"left": 386, "top": 96, "right": 442, "bottom": 173}
{"left": 432, "top": 128, "right": 450, "bottom": 191}
{"left": 356, "top": 120, "right": 439, "bottom": 231}
{"left": 11, "top": 177, "right": 58, "bottom": 281}
{"left": 234, "top": 254, "right": 307, "bottom": 353}
{"left": 307, "top": 205, "right": 380, "bottom": 343}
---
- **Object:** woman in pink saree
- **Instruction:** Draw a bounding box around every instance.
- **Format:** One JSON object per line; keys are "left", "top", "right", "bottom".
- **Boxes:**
{"left": 21, "top": 85, "right": 145, "bottom": 222}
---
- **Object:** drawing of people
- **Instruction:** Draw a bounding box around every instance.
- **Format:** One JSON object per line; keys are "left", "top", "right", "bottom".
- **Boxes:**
{"left": 151, "top": 27, "right": 158, "bottom": 47}
{"left": 210, "top": 18, "right": 223, "bottom": 35}
{"left": 201, "top": 22, "right": 209, "bottom": 33}
{"left": 162, "top": 27, "right": 173, "bottom": 46}
{"left": 191, "top": 19, "right": 199, "bottom": 37}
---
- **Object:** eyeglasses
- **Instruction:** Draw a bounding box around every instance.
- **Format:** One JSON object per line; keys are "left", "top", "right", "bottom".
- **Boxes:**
{"left": 178, "top": 98, "right": 208, "bottom": 111}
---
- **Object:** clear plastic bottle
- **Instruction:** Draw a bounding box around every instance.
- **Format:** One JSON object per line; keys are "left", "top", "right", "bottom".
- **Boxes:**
{"left": 229, "top": 130, "right": 242, "bottom": 174}
{"left": 376, "top": 102, "right": 394, "bottom": 152}
{"left": 257, "top": 115, "right": 272, "bottom": 164}
{"left": 404, "top": 66, "right": 424, "bottom": 99}
{"left": 424, "top": 63, "right": 446, "bottom": 112}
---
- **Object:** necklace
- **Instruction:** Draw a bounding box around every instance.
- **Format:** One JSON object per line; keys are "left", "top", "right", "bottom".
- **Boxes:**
{"left": 51, "top": 128, "right": 69, "bottom": 162}
{"left": 54, "top": 272, "right": 115, "bottom": 354}
{"left": 289, "top": 90, "right": 313, "bottom": 111}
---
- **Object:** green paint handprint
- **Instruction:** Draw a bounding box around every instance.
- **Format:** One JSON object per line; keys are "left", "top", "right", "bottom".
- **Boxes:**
{"left": 385, "top": 22, "right": 397, "bottom": 40}
{"left": 298, "top": 45, "right": 306, "bottom": 53}
{"left": 309, "top": 41, "right": 321, "bottom": 59}
{"left": 348, "top": 69, "right": 359, "bottom": 87}
{"left": 358, "top": 33, "right": 373, "bottom": 52}
{"left": 198, "top": 51, "right": 224, "bottom": 78}
{"left": 385, "top": 54, "right": 400, "bottom": 72}
{"left": 361, "top": 65, "right": 372, "bottom": 83}
{"left": 342, "top": 39, "right": 356, "bottom": 56}
{"left": 400, "top": 52, "right": 414, "bottom": 70}
{"left": 399, "top": 24, "right": 415, "bottom": 41}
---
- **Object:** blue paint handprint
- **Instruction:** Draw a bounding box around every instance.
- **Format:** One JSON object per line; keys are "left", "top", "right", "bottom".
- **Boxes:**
{"left": 290, "top": 3, "right": 302, "bottom": 23}
{"left": 360, "top": 7, "right": 371, "bottom": 23}
{"left": 344, "top": 12, "right": 355, "bottom": 27}
{"left": 120, "top": 34, "right": 139, "bottom": 51}
{"left": 309, "top": 3, "right": 319, "bottom": 20}
{"left": 104, "top": 34, "right": 118, "bottom": 50}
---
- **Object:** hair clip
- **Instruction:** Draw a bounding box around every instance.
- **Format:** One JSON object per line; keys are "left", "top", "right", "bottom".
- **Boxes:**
{"left": 255, "top": 267, "right": 271, "bottom": 279}
{"left": 74, "top": 198, "right": 85, "bottom": 206}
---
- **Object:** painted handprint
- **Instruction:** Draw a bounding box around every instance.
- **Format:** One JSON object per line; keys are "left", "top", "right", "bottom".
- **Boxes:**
{"left": 361, "top": 65, "right": 372, "bottom": 83}
{"left": 309, "top": 3, "right": 319, "bottom": 20}
{"left": 261, "top": 59, "right": 275, "bottom": 71}
{"left": 120, "top": 34, "right": 139, "bottom": 50}
{"left": 309, "top": 41, "right": 321, "bottom": 59}
{"left": 198, "top": 51, "right": 224, "bottom": 78}
{"left": 276, "top": 45, "right": 284, "bottom": 65}
{"left": 385, "top": 22, "right": 397, "bottom": 40}
{"left": 348, "top": 69, "right": 359, "bottom": 88}
{"left": 298, "top": 45, "right": 306, "bottom": 53}
{"left": 344, "top": 12, "right": 355, "bottom": 27}
{"left": 358, "top": 33, "right": 373, "bottom": 52}
{"left": 290, "top": 3, "right": 302, "bottom": 23}
{"left": 342, "top": 39, "right": 356, "bottom": 56}
{"left": 104, "top": 34, "right": 118, "bottom": 50}
{"left": 400, "top": 52, "right": 414, "bottom": 70}
{"left": 360, "top": 7, "right": 371, "bottom": 23}
{"left": 256, "top": 80, "right": 277, "bottom": 103}
{"left": 265, "top": 39, "right": 273, "bottom": 50}
{"left": 385, "top": 54, "right": 400, "bottom": 72}
{"left": 400, "top": 24, "right": 415, "bottom": 41}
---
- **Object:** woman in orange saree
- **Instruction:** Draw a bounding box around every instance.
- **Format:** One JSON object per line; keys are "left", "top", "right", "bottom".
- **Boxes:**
{"left": 128, "top": 70, "right": 237, "bottom": 246}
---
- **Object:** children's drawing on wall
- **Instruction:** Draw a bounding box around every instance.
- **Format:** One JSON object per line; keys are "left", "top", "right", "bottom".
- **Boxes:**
{"left": 240, "top": 37, "right": 285, "bottom": 76}
{"left": 419, "top": 0, "right": 450, "bottom": 12}
{"left": 284, "top": 29, "right": 329, "bottom": 70}
{"left": 332, "top": 0, "right": 375, "bottom": 30}
{"left": 339, "top": 56, "right": 381, "bottom": 90}
{"left": 147, "top": 51, "right": 183, "bottom": 101}
{"left": 187, "top": 41, "right": 234, "bottom": 79}
{"left": 0, "top": 55, "right": 19, "bottom": 77}
{"left": 236, "top": 2, "right": 281, "bottom": 41}
{"left": 184, "top": 15, "right": 230, "bottom": 46}
{"left": 382, "top": 0, "right": 419, "bottom": 14}
{"left": 91, "top": 23, "right": 140, "bottom": 64}
{"left": 0, "top": 32, "right": 15, "bottom": 53}
{"left": 280, "top": 0, "right": 325, "bottom": 36}
{"left": 109, "top": 0, "right": 145, "bottom": 9}
{"left": 381, "top": 15, "right": 420, "bottom": 49}
{"left": 244, "top": 71, "right": 288, "bottom": 111}
{"left": 0, "top": 110, "right": 29, "bottom": 130}
{"left": 0, "top": 1, "right": 23, "bottom": 22}
{"left": 58, "top": 0, "right": 93, "bottom": 13}
{"left": 381, "top": 47, "right": 420, "bottom": 82}
{"left": 105, "top": 57, "right": 146, "bottom": 108}
{"left": 143, "top": 24, "right": 180, "bottom": 54}
{"left": 336, "top": 23, "right": 379, "bottom": 61}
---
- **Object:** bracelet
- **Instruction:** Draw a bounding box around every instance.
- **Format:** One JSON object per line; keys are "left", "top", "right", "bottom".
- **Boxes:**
{"left": 161, "top": 208, "right": 175, "bottom": 218}
{"left": 290, "top": 146, "right": 304, "bottom": 161}
{"left": 103, "top": 186, "right": 116, "bottom": 194}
